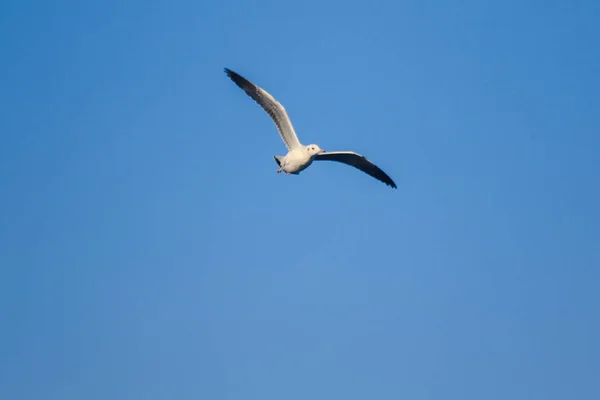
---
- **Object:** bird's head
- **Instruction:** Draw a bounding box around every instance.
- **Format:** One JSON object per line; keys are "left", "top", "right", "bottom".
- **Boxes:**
{"left": 306, "top": 144, "right": 326, "bottom": 156}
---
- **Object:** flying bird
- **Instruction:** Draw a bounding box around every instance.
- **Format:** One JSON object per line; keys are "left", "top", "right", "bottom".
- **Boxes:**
{"left": 224, "top": 68, "right": 397, "bottom": 189}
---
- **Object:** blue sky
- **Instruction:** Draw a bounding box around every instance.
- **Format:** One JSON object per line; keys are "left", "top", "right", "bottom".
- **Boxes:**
{"left": 1, "top": 0, "right": 599, "bottom": 399}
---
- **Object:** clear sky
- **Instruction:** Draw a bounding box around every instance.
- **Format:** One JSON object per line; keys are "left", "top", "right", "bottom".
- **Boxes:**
{"left": 1, "top": 0, "right": 599, "bottom": 399}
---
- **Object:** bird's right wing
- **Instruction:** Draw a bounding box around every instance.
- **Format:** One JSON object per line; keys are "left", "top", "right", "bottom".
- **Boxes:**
{"left": 225, "top": 68, "right": 302, "bottom": 151}
{"left": 314, "top": 151, "right": 397, "bottom": 188}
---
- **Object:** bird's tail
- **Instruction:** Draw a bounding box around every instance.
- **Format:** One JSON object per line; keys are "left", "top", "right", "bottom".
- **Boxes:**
{"left": 274, "top": 155, "right": 284, "bottom": 167}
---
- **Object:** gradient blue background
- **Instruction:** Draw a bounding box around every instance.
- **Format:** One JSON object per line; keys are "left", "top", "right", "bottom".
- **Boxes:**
{"left": 1, "top": 1, "right": 599, "bottom": 399}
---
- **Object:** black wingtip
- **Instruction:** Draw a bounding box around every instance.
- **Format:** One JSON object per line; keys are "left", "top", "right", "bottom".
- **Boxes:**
{"left": 386, "top": 173, "right": 397, "bottom": 189}
{"left": 224, "top": 67, "right": 240, "bottom": 81}
{"left": 359, "top": 157, "right": 397, "bottom": 189}
{"left": 380, "top": 177, "right": 397, "bottom": 189}
{"left": 224, "top": 67, "right": 236, "bottom": 80}
{"left": 385, "top": 175, "right": 397, "bottom": 189}
{"left": 224, "top": 67, "right": 254, "bottom": 92}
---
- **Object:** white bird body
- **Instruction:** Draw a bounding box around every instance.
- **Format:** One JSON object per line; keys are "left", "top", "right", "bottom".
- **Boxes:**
{"left": 225, "top": 68, "right": 397, "bottom": 189}
{"left": 275, "top": 145, "right": 324, "bottom": 175}
{"left": 277, "top": 147, "right": 312, "bottom": 174}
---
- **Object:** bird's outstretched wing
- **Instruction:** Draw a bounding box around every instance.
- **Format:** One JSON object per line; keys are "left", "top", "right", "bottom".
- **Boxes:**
{"left": 225, "top": 68, "right": 301, "bottom": 151}
{"left": 314, "top": 151, "right": 397, "bottom": 188}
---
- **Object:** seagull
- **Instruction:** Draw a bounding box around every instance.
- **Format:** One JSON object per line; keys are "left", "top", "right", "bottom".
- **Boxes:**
{"left": 224, "top": 68, "right": 397, "bottom": 189}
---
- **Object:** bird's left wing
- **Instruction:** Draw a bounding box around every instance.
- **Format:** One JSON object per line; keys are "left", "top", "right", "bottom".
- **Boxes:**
{"left": 225, "top": 68, "right": 302, "bottom": 151}
{"left": 314, "top": 151, "right": 397, "bottom": 188}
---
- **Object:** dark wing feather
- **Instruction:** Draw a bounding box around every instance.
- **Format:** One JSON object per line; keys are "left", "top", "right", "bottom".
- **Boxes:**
{"left": 314, "top": 151, "right": 397, "bottom": 188}
{"left": 224, "top": 68, "right": 301, "bottom": 150}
